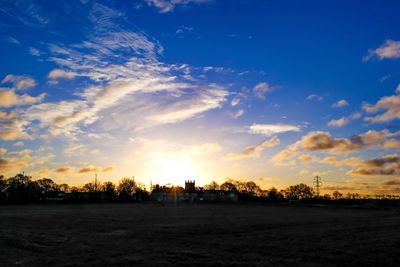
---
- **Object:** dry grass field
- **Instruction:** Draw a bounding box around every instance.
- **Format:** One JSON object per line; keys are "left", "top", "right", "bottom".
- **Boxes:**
{"left": 1, "top": 203, "right": 400, "bottom": 266}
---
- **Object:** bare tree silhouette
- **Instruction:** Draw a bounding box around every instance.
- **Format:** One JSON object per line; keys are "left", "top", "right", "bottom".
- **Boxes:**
{"left": 118, "top": 177, "right": 136, "bottom": 201}
{"left": 284, "top": 183, "right": 314, "bottom": 200}
{"left": 333, "top": 191, "right": 343, "bottom": 200}
{"left": 204, "top": 181, "right": 219, "bottom": 190}
{"left": 220, "top": 181, "right": 237, "bottom": 191}
{"left": 103, "top": 181, "right": 116, "bottom": 200}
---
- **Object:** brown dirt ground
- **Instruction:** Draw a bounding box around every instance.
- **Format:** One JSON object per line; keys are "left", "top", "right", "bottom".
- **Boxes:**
{"left": 1, "top": 203, "right": 400, "bottom": 266}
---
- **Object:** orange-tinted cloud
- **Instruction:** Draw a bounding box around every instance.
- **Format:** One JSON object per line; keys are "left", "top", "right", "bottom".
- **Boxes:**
{"left": 0, "top": 89, "right": 45, "bottom": 107}
{"left": 299, "top": 130, "right": 399, "bottom": 153}
{"left": 298, "top": 154, "right": 312, "bottom": 162}
{"left": 102, "top": 166, "right": 114, "bottom": 172}
{"left": 78, "top": 166, "right": 98, "bottom": 173}
{"left": 0, "top": 110, "right": 30, "bottom": 140}
{"left": 349, "top": 168, "right": 397, "bottom": 176}
{"left": 320, "top": 154, "right": 400, "bottom": 177}
{"left": 363, "top": 95, "right": 400, "bottom": 123}
{"left": 55, "top": 166, "right": 71, "bottom": 173}
{"left": 271, "top": 130, "right": 399, "bottom": 167}
{"left": 226, "top": 136, "right": 280, "bottom": 160}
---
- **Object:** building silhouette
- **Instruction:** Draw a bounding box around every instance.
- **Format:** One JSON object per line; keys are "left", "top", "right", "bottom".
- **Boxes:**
{"left": 185, "top": 180, "right": 195, "bottom": 193}
{"left": 150, "top": 179, "right": 238, "bottom": 203}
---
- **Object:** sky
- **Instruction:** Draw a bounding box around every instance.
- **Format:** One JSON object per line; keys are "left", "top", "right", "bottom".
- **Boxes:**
{"left": 0, "top": 0, "right": 399, "bottom": 194}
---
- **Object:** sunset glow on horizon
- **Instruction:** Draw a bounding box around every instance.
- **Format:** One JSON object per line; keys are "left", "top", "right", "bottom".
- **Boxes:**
{"left": 0, "top": 0, "right": 399, "bottom": 194}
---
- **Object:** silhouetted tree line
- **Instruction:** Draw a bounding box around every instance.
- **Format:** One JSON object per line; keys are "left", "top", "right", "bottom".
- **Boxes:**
{"left": 203, "top": 179, "right": 309, "bottom": 202}
{"left": 1, "top": 173, "right": 399, "bottom": 205}
{"left": 0, "top": 174, "right": 149, "bottom": 204}
{"left": 202, "top": 180, "right": 400, "bottom": 206}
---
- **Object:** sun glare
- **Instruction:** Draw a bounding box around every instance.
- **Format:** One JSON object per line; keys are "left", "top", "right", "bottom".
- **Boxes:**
{"left": 150, "top": 154, "right": 197, "bottom": 186}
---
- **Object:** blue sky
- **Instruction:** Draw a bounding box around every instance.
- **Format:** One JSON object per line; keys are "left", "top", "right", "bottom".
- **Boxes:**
{"left": 0, "top": 0, "right": 399, "bottom": 194}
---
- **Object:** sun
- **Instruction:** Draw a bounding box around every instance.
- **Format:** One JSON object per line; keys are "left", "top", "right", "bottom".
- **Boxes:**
{"left": 150, "top": 153, "right": 197, "bottom": 186}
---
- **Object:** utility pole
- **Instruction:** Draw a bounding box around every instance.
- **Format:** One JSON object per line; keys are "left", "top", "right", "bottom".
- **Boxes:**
{"left": 95, "top": 172, "right": 98, "bottom": 192}
{"left": 313, "top": 176, "right": 321, "bottom": 196}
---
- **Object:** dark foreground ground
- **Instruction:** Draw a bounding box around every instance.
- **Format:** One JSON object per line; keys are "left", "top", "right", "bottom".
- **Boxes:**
{"left": 1, "top": 203, "right": 400, "bottom": 266}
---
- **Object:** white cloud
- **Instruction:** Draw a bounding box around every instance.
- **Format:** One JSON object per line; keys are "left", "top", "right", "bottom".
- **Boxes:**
{"left": 144, "top": 85, "right": 227, "bottom": 126}
{"left": 176, "top": 25, "right": 193, "bottom": 34}
{"left": 253, "top": 82, "right": 274, "bottom": 100}
{"left": 231, "top": 97, "right": 240, "bottom": 106}
{"left": 327, "top": 111, "right": 361, "bottom": 127}
{"left": 306, "top": 94, "right": 323, "bottom": 101}
{"left": 29, "top": 47, "right": 41, "bottom": 56}
{"left": 328, "top": 117, "right": 350, "bottom": 127}
{"left": 332, "top": 99, "right": 349, "bottom": 108}
{"left": 232, "top": 109, "right": 244, "bottom": 119}
{"left": 396, "top": 84, "right": 400, "bottom": 94}
{"left": 48, "top": 69, "right": 77, "bottom": 80}
{"left": 249, "top": 123, "right": 300, "bottom": 136}
{"left": 351, "top": 112, "right": 362, "bottom": 119}
{"left": 364, "top": 40, "right": 400, "bottom": 61}
{"left": 1, "top": 74, "right": 36, "bottom": 90}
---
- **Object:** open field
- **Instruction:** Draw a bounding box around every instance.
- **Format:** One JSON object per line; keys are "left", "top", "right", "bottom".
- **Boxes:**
{"left": 1, "top": 203, "right": 400, "bottom": 266}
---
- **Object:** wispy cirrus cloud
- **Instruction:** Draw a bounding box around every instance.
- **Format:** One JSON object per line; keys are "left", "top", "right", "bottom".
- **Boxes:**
{"left": 21, "top": 3, "right": 228, "bottom": 138}
{"left": 249, "top": 123, "right": 300, "bottom": 136}
{"left": 231, "top": 109, "right": 244, "bottom": 119}
{"left": 145, "top": 0, "right": 211, "bottom": 13}
{"left": 29, "top": 47, "right": 41, "bottom": 57}
{"left": 0, "top": 35, "right": 20, "bottom": 45}
{"left": 253, "top": 82, "right": 274, "bottom": 100}
{"left": 0, "top": 0, "right": 50, "bottom": 29}
{"left": 176, "top": 25, "right": 193, "bottom": 34}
